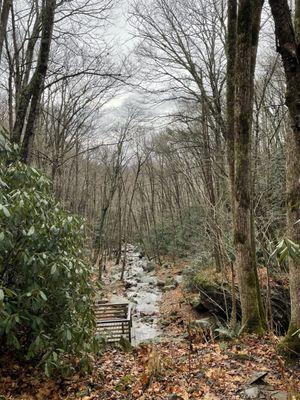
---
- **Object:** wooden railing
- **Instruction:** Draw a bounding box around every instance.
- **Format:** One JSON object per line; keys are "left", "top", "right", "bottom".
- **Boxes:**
{"left": 94, "top": 300, "right": 132, "bottom": 343}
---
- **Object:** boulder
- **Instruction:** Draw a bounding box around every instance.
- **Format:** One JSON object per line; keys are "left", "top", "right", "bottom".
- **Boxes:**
{"left": 192, "top": 281, "right": 290, "bottom": 335}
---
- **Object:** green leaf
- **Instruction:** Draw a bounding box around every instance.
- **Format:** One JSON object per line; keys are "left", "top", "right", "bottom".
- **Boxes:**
{"left": 51, "top": 264, "right": 57, "bottom": 275}
{"left": 0, "top": 205, "right": 10, "bottom": 217}
{"left": 0, "top": 143, "right": 95, "bottom": 374}
{"left": 27, "top": 226, "right": 35, "bottom": 236}
{"left": 66, "top": 329, "right": 72, "bottom": 341}
{"left": 279, "top": 247, "right": 288, "bottom": 263}
{"left": 39, "top": 291, "right": 47, "bottom": 301}
{"left": 52, "top": 351, "right": 58, "bottom": 362}
{"left": 45, "top": 362, "right": 50, "bottom": 377}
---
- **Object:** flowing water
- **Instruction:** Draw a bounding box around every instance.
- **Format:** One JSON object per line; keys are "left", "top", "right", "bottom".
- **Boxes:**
{"left": 105, "top": 245, "right": 162, "bottom": 345}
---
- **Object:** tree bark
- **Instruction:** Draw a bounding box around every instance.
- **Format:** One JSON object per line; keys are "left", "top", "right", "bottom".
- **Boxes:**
{"left": 11, "top": 0, "right": 56, "bottom": 162}
{"left": 22, "top": 0, "right": 56, "bottom": 162}
{"left": 269, "top": 0, "right": 300, "bottom": 356}
{"left": 226, "top": 0, "right": 237, "bottom": 215}
{"left": 234, "top": 0, "right": 265, "bottom": 333}
{"left": 0, "top": 0, "right": 11, "bottom": 65}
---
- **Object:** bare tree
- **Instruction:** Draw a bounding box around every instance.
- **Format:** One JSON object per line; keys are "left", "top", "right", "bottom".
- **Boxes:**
{"left": 269, "top": 0, "right": 300, "bottom": 356}
{"left": 232, "top": 0, "right": 266, "bottom": 333}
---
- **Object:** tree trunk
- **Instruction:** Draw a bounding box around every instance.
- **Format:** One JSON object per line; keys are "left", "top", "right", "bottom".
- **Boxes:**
{"left": 269, "top": 0, "right": 300, "bottom": 356}
{"left": 234, "top": 0, "right": 265, "bottom": 333}
{"left": 0, "top": 0, "right": 11, "bottom": 65}
{"left": 226, "top": 0, "right": 237, "bottom": 216}
{"left": 22, "top": 0, "right": 56, "bottom": 162}
{"left": 11, "top": 0, "right": 56, "bottom": 161}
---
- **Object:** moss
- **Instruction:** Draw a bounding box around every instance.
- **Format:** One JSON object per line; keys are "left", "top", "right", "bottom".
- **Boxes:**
{"left": 243, "top": 315, "right": 265, "bottom": 335}
{"left": 278, "top": 324, "right": 300, "bottom": 359}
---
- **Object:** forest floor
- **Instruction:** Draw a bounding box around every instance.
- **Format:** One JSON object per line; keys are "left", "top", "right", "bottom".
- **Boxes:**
{"left": 0, "top": 262, "right": 299, "bottom": 400}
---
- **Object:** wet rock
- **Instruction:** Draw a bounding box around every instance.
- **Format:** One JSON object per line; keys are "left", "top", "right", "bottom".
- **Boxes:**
{"left": 142, "top": 261, "right": 155, "bottom": 272}
{"left": 143, "top": 276, "right": 156, "bottom": 285}
{"left": 106, "top": 244, "right": 162, "bottom": 345}
{"left": 124, "top": 280, "right": 137, "bottom": 289}
{"left": 140, "top": 310, "right": 156, "bottom": 317}
{"left": 143, "top": 316, "right": 154, "bottom": 323}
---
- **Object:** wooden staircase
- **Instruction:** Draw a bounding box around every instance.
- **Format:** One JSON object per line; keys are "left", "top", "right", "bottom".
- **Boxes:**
{"left": 94, "top": 300, "right": 132, "bottom": 343}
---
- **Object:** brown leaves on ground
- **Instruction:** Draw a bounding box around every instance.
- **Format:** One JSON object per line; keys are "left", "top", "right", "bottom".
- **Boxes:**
{"left": 0, "top": 335, "right": 299, "bottom": 399}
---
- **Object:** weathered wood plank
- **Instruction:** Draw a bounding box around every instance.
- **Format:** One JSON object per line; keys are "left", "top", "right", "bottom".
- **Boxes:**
{"left": 94, "top": 301, "right": 132, "bottom": 343}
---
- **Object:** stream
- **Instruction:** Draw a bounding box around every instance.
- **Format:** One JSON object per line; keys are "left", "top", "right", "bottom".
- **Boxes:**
{"left": 103, "top": 245, "right": 162, "bottom": 345}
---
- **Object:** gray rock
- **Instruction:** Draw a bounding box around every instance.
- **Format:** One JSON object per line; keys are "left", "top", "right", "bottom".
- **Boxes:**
{"left": 174, "top": 275, "right": 183, "bottom": 284}
{"left": 247, "top": 371, "right": 268, "bottom": 385}
{"left": 142, "top": 261, "right": 155, "bottom": 272}
{"left": 143, "top": 276, "right": 156, "bottom": 285}
{"left": 269, "top": 391, "right": 288, "bottom": 400}
{"left": 124, "top": 280, "right": 137, "bottom": 289}
{"left": 242, "top": 386, "right": 260, "bottom": 399}
{"left": 241, "top": 386, "right": 288, "bottom": 400}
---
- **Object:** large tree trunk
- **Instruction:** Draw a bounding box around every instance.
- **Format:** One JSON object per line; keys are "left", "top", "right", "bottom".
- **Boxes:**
{"left": 226, "top": 0, "right": 237, "bottom": 215}
{"left": 0, "top": 0, "right": 11, "bottom": 65}
{"left": 234, "top": 0, "right": 265, "bottom": 333}
{"left": 22, "top": 0, "right": 56, "bottom": 162}
{"left": 11, "top": 0, "right": 56, "bottom": 162}
{"left": 269, "top": 0, "right": 300, "bottom": 356}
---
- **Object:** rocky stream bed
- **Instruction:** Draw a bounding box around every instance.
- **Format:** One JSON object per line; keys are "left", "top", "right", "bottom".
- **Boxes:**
{"left": 102, "top": 244, "right": 167, "bottom": 345}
